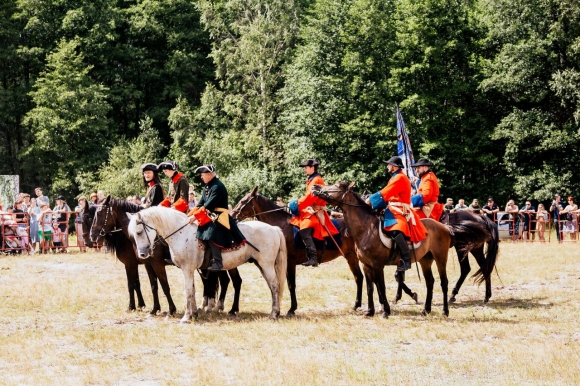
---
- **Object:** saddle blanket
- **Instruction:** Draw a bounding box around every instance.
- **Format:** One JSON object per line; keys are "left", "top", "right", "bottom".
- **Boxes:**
{"left": 293, "top": 219, "right": 342, "bottom": 251}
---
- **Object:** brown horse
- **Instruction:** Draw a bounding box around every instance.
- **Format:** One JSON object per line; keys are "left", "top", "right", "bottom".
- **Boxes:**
{"left": 231, "top": 187, "right": 362, "bottom": 316}
{"left": 80, "top": 200, "right": 162, "bottom": 313}
{"left": 312, "top": 182, "right": 490, "bottom": 317}
{"left": 89, "top": 196, "right": 177, "bottom": 316}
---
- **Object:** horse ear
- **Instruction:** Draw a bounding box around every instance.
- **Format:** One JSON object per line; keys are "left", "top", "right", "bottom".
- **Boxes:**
{"left": 105, "top": 195, "right": 111, "bottom": 204}
{"left": 250, "top": 186, "right": 258, "bottom": 196}
{"left": 349, "top": 181, "right": 356, "bottom": 188}
{"left": 126, "top": 213, "right": 134, "bottom": 221}
{"left": 83, "top": 200, "right": 90, "bottom": 211}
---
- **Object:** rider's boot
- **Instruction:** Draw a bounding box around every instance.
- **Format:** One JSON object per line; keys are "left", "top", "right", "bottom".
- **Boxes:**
{"left": 208, "top": 242, "right": 224, "bottom": 271}
{"left": 393, "top": 233, "right": 411, "bottom": 272}
{"left": 299, "top": 228, "right": 319, "bottom": 267}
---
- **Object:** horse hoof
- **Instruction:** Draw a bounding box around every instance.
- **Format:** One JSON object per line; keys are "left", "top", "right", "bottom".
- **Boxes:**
{"left": 217, "top": 300, "right": 225, "bottom": 312}
{"left": 484, "top": 297, "right": 490, "bottom": 304}
{"left": 286, "top": 310, "right": 296, "bottom": 317}
{"left": 421, "top": 309, "right": 430, "bottom": 316}
{"left": 412, "top": 293, "right": 419, "bottom": 304}
{"left": 382, "top": 312, "right": 389, "bottom": 319}
{"left": 179, "top": 318, "right": 190, "bottom": 324}
{"left": 126, "top": 308, "right": 136, "bottom": 313}
{"left": 269, "top": 312, "right": 279, "bottom": 320}
{"left": 449, "top": 296, "right": 456, "bottom": 303}
{"left": 394, "top": 297, "right": 401, "bottom": 304}
{"left": 364, "top": 311, "right": 375, "bottom": 317}
{"left": 353, "top": 302, "right": 361, "bottom": 310}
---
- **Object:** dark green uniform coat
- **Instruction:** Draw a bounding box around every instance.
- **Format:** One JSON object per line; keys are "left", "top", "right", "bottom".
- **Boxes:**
{"left": 143, "top": 183, "right": 164, "bottom": 208}
{"left": 196, "top": 176, "right": 245, "bottom": 248}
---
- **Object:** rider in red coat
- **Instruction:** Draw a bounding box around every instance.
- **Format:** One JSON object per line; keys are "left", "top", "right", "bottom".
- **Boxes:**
{"left": 289, "top": 159, "right": 338, "bottom": 267}
{"left": 410, "top": 158, "right": 443, "bottom": 221}
{"left": 366, "top": 156, "right": 427, "bottom": 272}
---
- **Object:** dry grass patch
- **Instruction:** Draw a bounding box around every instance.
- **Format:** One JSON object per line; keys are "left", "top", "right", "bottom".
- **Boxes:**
{"left": 0, "top": 243, "right": 579, "bottom": 385}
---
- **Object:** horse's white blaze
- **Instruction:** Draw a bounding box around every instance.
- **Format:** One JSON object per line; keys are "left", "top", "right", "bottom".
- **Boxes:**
{"left": 127, "top": 207, "right": 287, "bottom": 321}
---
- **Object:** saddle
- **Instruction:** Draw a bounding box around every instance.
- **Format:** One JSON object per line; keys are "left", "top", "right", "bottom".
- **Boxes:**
{"left": 377, "top": 218, "right": 422, "bottom": 250}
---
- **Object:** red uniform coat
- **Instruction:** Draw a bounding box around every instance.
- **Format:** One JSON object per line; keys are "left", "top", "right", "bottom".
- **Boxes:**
{"left": 290, "top": 173, "right": 338, "bottom": 240}
{"left": 374, "top": 170, "right": 427, "bottom": 243}
{"left": 413, "top": 171, "right": 443, "bottom": 221}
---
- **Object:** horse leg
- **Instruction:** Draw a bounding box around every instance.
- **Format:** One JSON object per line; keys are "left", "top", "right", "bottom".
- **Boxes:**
{"left": 375, "top": 267, "right": 390, "bottom": 318}
{"left": 227, "top": 268, "right": 242, "bottom": 315}
{"left": 200, "top": 271, "right": 218, "bottom": 313}
{"left": 180, "top": 266, "right": 198, "bottom": 323}
{"left": 419, "top": 257, "right": 435, "bottom": 316}
{"left": 434, "top": 254, "right": 450, "bottom": 317}
{"left": 151, "top": 261, "right": 177, "bottom": 316}
{"left": 144, "top": 264, "right": 161, "bottom": 315}
{"left": 450, "top": 247, "right": 470, "bottom": 303}
{"left": 217, "top": 270, "right": 231, "bottom": 312}
{"left": 362, "top": 264, "right": 375, "bottom": 317}
{"left": 124, "top": 264, "right": 139, "bottom": 311}
{"left": 471, "top": 247, "right": 492, "bottom": 303}
{"left": 344, "top": 253, "right": 364, "bottom": 310}
{"left": 286, "top": 263, "right": 298, "bottom": 316}
{"left": 133, "top": 265, "right": 146, "bottom": 310}
{"left": 258, "top": 265, "right": 281, "bottom": 319}
{"left": 394, "top": 271, "right": 419, "bottom": 304}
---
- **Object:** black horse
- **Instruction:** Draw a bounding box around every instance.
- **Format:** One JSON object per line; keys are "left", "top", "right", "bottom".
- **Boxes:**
{"left": 395, "top": 210, "right": 499, "bottom": 304}
{"left": 89, "top": 196, "right": 243, "bottom": 316}
{"left": 80, "top": 200, "right": 167, "bottom": 313}
{"left": 87, "top": 197, "right": 177, "bottom": 316}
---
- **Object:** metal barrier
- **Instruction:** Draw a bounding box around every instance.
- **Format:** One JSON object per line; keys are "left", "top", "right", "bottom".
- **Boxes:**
{"left": 556, "top": 212, "right": 578, "bottom": 243}
{"left": 1, "top": 212, "right": 31, "bottom": 254}
{"left": 1, "top": 210, "right": 102, "bottom": 254}
{"left": 528, "top": 212, "right": 551, "bottom": 243}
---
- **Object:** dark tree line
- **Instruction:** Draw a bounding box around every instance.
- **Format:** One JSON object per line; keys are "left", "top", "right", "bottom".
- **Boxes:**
{"left": 0, "top": 0, "right": 578, "bottom": 204}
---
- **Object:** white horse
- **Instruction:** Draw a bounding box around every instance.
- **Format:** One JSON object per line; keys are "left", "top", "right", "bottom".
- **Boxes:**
{"left": 126, "top": 207, "right": 287, "bottom": 322}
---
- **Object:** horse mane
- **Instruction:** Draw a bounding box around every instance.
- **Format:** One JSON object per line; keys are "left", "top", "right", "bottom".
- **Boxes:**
{"left": 139, "top": 206, "right": 190, "bottom": 232}
{"left": 338, "top": 182, "right": 376, "bottom": 215}
{"left": 109, "top": 198, "right": 142, "bottom": 214}
{"left": 256, "top": 194, "right": 292, "bottom": 217}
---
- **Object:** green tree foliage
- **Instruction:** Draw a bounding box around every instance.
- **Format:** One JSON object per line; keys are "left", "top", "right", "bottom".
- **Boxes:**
{"left": 170, "top": 0, "right": 304, "bottom": 200}
{"left": 77, "top": 117, "right": 165, "bottom": 198}
{"left": 481, "top": 0, "right": 580, "bottom": 201}
{"left": 23, "top": 39, "right": 111, "bottom": 196}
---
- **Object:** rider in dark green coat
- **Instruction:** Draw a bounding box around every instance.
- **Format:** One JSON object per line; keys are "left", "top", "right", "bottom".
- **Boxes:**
{"left": 188, "top": 164, "right": 245, "bottom": 271}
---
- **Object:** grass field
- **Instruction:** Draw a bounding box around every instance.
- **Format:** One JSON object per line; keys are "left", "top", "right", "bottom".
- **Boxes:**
{"left": 0, "top": 242, "right": 579, "bottom": 385}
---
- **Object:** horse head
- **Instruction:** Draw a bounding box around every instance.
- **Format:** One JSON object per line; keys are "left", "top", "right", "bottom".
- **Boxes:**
{"left": 80, "top": 199, "right": 95, "bottom": 248}
{"left": 311, "top": 181, "right": 356, "bottom": 207}
{"left": 126, "top": 212, "right": 156, "bottom": 259}
{"left": 231, "top": 186, "right": 259, "bottom": 221}
{"left": 90, "top": 195, "right": 114, "bottom": 243}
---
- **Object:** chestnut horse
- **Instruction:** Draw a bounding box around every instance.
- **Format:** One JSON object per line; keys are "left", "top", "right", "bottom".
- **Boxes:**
{"left": 312, "top": 182, "right": 491, "bottom": 317}
{"left": 231, "top": 187, "right": 362, "bottom": 316}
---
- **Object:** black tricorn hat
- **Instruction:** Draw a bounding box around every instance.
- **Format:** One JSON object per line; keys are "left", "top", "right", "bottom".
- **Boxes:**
{"left": 157, "top": 161, "right": 177, "bottom": 171}
{"left": 299, "top": 159, "right": 320, "bottom": 167}
{"left": 410, "top": 158, "right": 433, "bottom": 167}
{"left": 194, "top": 164, "right": 216, "bottom": 174}
{"left": 383, "top": 156, "right": 404, "bottom": 168}
{"left": 141, "top": 163, "right": 158, "bottom": 172}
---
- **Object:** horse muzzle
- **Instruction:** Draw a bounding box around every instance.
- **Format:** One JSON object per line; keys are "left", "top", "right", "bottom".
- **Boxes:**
{"left": 137, "top": 247, "right": 152, "bottom": 260}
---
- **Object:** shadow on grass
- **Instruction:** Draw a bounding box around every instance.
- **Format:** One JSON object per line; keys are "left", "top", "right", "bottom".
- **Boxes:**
{"left": 450, "top": 296, "right": 553, "bottom": 310}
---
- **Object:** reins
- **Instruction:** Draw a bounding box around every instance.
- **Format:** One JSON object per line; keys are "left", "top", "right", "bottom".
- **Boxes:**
{"left": 137, "top": 218, "right": 190, "bottom": 251}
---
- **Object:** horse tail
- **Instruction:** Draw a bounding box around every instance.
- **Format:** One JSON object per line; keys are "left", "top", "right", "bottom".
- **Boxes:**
{"left": 471, "top": 215, "right": 499, "bottom": 285}
{"left": 274, "top": 227, "right": 287, "bottom": 307}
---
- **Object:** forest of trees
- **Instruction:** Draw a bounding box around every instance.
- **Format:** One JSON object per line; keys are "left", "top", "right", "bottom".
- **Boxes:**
{"left": 1, "top": 0, "right": 578, "bottom": 204}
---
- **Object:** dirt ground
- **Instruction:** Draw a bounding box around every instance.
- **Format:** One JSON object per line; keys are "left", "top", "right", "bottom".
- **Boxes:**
{"left": 0, "top": 242, "right": 579, "bottom": 385}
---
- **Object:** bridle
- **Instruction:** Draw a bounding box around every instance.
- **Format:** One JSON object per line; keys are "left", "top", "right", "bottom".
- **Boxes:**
{"left": 232, "top": 194, "right": 286, "bottom": 222}
{"left": 313, "top": 184, "right": 368, "bottom": 208}
{"left": 95, "top": 203, "right": 115, "bottom": 237}
{"left": 134, "top": 216, "right": 190, "bottom": 253}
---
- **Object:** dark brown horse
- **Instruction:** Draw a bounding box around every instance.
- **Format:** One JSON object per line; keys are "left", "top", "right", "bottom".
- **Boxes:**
{"left": 80, "top": 200, "right": 160, "bottom": 313}
{"left": 89, "top": 196, "right": 177, "bottom": 316}
{"left": 395, "top": 211, "right": 499, "bottom": 304}
{"left": 231, "top": 187, "right": 362, "bottom": 316}
{"left": 312, "top": 182, "right": 490, "bottom": 317}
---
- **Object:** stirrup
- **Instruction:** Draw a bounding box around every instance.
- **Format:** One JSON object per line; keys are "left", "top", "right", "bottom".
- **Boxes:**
{"left": 397, "top": 259, "right": 411, "bottom": 272}
{"left": 302, "top": 258, "right": 319, "bottom": 267}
